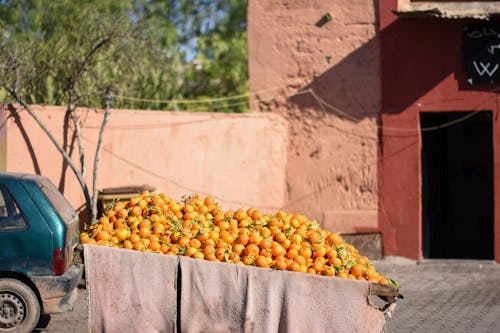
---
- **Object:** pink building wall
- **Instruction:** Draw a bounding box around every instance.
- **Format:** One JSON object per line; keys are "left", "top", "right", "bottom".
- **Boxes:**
{"left": 247, "top": 0, "right": 380, "bottom": 234}
{"left": 0, "top": 105, "right": 287, "bottom": 218}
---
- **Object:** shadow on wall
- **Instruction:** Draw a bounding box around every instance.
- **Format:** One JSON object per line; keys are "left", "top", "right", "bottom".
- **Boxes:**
{"left": 288, "top": 0, "right": 382, "bottom": 121}
{"left": 6, "top": 105, "right": 41, "bottom": 174}
{"left": 4, "top": 104, "right": 89, "bottom": 226}
{"left": 290, "top": 16, "right": 500, "bottom": 120}
{"left": 288, "top": 35, "right": 381, "bottom": 122}
{"left": 380, "top": 17, "right": 500, "bottom": 114}
{"left": 5, "top": 104, "right": 79, "bottom": 196}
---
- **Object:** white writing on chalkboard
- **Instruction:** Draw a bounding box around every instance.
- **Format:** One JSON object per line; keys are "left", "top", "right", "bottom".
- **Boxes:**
{"left": 466, "top": 27, "right": 499, "bottom": 39}
{"left": 487, "top": 44, "right": 500, "bottom": 55}
{"left": 463, "top": 24, "right": 500, "bottom": 84}
{"left": 473, "top": 61, "right": 499, "bottom": 77}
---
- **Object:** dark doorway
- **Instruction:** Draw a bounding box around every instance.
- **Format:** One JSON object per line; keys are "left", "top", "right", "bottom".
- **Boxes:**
{"left": 421, "top": 111, "right": 494, "bottom": 259}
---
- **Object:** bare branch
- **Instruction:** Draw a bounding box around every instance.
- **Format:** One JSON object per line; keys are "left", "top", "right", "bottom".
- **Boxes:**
{"left": 68, "top": 106, "right": 86, "bottom": 179}
{"left": 91, "top": 91, "right": 112, "bottom": 223}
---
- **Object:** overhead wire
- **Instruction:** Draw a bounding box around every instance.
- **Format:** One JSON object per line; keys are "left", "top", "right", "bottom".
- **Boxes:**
{"left": 113, "top": 85, "right": 285, "bottom": 105}
{"left": 111, "top": 85, "right": 489, "bottom": 134}
{"left": 292, "top": 88, "right": 486, "bottom": 133}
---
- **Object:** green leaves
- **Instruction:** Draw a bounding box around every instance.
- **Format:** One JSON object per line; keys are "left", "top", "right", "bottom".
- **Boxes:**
{"left": 0, "top": 0, "right": 249, "bottom": 112}
{"left": 337, "top": 246, "right": 348, "bottom": 260}
{"left": 177, "top": 0, "right": 249, "bottom": 113}
{"left": 344, "top": 260, "right": 356, "bottom": 270}
{"left": 388, "top": 278, "right": 401, "bottom": 288}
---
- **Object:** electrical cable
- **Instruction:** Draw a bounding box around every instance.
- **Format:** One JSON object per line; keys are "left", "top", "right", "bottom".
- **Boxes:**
{"left": 293, "top": 88, "right": 487, "bottom": 133}
{"left": 113, "top": 85, "right": 285, "bottom": 105}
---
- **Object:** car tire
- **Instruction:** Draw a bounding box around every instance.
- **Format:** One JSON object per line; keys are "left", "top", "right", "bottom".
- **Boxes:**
{"left": 0, "top": 278, "right": 40, "bottom": 333}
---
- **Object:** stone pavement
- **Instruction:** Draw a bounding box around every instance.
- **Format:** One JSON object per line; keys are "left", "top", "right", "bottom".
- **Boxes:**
{"left": 375, "top": 257, "right": 500, "bottom": 333}
{"left": 35, "top": 257, "right": 500, "bottom": 333}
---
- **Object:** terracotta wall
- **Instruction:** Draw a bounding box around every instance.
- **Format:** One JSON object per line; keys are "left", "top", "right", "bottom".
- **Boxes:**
{"left": 0, "top": 105, "right": 287, "bottom": 217}
{"left": 247, "top": 0, "right": 381, "bottom": 233}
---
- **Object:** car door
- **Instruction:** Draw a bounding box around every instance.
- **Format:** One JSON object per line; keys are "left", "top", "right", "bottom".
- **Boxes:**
{"left": 0, "top": 182, "right": 52, "bottom": 275}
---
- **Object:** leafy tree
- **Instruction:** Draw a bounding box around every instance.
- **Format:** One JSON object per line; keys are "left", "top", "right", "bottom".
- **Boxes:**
{"left": 176, "top": 0, "right": 249, "bottom": 113}
{"left": 0, "top": 0, "right": 183, "bottom": 109}
{"left": 0, "top": 0, "right": 249, "bottom": 112}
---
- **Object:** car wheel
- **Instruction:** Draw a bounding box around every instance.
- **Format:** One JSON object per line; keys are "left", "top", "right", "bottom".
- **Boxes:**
{"left": 0, "top": 278, "right": 40, "bottom": 333}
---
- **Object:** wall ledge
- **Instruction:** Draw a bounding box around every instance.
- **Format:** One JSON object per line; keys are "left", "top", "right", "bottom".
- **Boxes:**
{"left": 396, "top": 1, "right": 500, "bottom": 19}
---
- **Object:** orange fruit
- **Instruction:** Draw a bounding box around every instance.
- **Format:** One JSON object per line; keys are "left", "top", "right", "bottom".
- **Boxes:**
{"left": 133, "top": 241, "right": 145, "bottom": 251}
{"left": 287, "top": 262, "right": 300, "bottom": 272}
{"left": 366, "top": 269, "right": 381, "bottom": 282}
{"left": 189, "top": 238, "right": 202, "bottom": 249}
{"left": 350, "top": 264, "right": 365, "bottom": 278}
{"left": 138, "top": 219, "right": 152, "bottom": 229}
{"left": 271, "top": 243, "right": 286, "bottom": 257}
{"left": 114, "top": 227, "right": 130, "bottom": 241}
{"left": 326, "top": 248, "right": 338, "bottom": 260}
{"left": 203, "top": 245, "right": 216, "bottom": 257}
{"left": 255, "top": 255, "right": 272, "bottom": 268}
{"left": 244, "top": 244, "right": 260, "bottom": 257}
{"left": 300, "top": 246, "right": 313, "bottom": 259}
{"left": 138, "top": 227, "right": 151, "bottom": 238}
{"left": 275, "top": 257, "right": 289, "bottom": 270}
{"left": 294, "top": 255, "right": 307, "bottom": 266}
{"left": 81, "top": 192, "right": 394, "bottom": 286}
{"left": 149, "top": 242, "right": 161, "bottom": 252}
{"left": 330, "top": 257, "right": 342, "bottom": 267}
{"left": 234, "top": 209, "right": 247, "bottom": 221}
{"left": 79, "top": 232, "right": 90, "bottom": 242}
{"left": 193, "top": 251, "right": 205, "bottom": 260}
{"left": 95, "top": 230, "right": 111, "bottom": 242}
{"left": 259, "top": 237, "right": 272, "bottom": 250}
{"left": 378, "top": 277, "right": 389, "bottom": 284}
{"left": 232, "top": 243, "right": 245, "bottom": 255}
{"left": 178, "top": 236, "right": 191, "bottom": 248}
{"left": 237, "top": 233, "right": 250, "bottom": 246}
{"left": 286, "top": 248, "right": 299, "bottom": 260}
{"left": 128, "top": 232, "right": 141, "bottom": 244}
{"left": 186, "top": 247, "right": 198, "bottom": 257}
{"left": 123, "top": 240, "right": 133, "bottom": 249}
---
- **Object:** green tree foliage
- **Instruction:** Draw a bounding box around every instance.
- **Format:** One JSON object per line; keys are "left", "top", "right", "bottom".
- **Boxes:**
{"left": 0, "top": 0, "right": 181, "bottom": 109}
{"left": 0, "top": 0, "right": 248, "bottom": 112}
{"left": 176, "top": 0, "right": 249, "bottom": 113}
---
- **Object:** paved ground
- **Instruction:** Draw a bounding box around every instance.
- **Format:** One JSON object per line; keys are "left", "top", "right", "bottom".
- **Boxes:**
{"left": 34, "top": 257, "right": 500, "bottom": 333}
{"left": 376, "top": 257, "right": 500, "bottom": 333}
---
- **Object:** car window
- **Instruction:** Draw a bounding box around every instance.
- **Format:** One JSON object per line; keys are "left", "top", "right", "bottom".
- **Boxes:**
{"left": 38, "top": 178, "right": 76, "bottom": 225}
{"left": 0, "top": 184, "right": 27, "bottom": 230}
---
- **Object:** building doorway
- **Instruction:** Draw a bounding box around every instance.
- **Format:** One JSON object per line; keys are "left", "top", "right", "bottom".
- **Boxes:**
{"left": 421, "top": 111, "right": 494, "bottom": 259}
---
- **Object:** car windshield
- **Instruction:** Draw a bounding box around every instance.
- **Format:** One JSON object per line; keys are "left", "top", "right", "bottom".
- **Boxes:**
{"left": 38, "top": 178, "right": 77, "bottom": 224}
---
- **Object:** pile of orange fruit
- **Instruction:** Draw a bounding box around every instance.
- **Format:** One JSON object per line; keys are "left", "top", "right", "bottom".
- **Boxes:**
{"left": 80, "top": 191, "right": 395, "bottom": 285}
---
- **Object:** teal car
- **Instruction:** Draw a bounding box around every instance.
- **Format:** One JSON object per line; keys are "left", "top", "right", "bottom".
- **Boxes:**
{"left": 0, "top": 172, "right": 83, "bottom": 333}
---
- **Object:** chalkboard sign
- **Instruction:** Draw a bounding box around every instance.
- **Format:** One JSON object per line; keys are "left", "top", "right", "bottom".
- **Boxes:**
{"left": 463, "top": 24, "right": 500, "bottom": 85}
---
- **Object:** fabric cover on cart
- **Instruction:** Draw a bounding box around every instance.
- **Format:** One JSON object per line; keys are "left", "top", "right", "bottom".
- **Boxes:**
{"left": 84, "top": 244, "right": 390, "bottom": 333}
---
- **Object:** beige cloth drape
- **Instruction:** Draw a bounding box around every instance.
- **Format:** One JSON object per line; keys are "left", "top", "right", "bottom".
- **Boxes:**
{"left": 84, "top": 245, "right": 390, "bottom": 333}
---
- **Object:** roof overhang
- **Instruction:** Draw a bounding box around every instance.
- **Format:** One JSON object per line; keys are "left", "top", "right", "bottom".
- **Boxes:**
{"left": 395, "top": 1, "right": 500, "bottom": 19}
